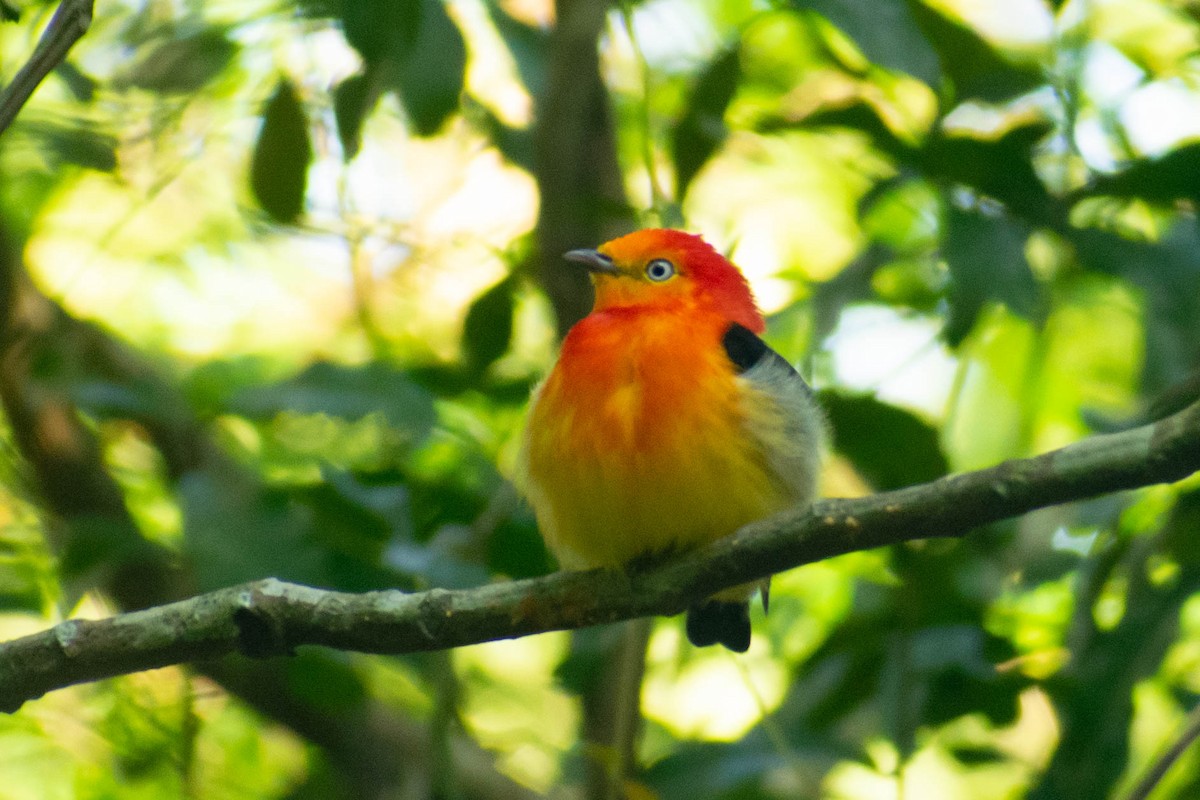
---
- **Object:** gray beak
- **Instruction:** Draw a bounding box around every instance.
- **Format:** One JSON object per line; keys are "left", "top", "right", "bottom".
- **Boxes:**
{"left": 563, "top": 249, "right": 619, "bottom": 275}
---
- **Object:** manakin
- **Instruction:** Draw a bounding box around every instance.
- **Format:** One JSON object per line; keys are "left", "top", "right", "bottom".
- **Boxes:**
{"left": 518, "top": 229, "right": 823, "bottom": 652}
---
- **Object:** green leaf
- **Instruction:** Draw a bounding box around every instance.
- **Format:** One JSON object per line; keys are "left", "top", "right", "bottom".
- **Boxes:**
{"left": 462, "top": 276, "right": 515, "bottom": 375}
{"left": 941, "top": 203, "right": 1041, "bottom": 346}
{"left": 250, "top": 79, "right": 313, "bottom": 224}
{"left": 181, "top": 469, "right": 329, "bottom": 591}
{"left": 1070, "top": 223, "right": 1200, "bottom": 393}
{"left": 0, "top": 1, "right": 18, "bottom": 22}
{"left": 810, "top": 243, "right": 895, "bottom": 343}
{"left": 0, "top": 523, "right": 50, "bottom": 613}
{"left": 467, "top": 98, "right": 534, "bottom": 170}
{"left": 486, "top": 514, "right": 551, "bottom": 579}
{"left": 340, "top": 0, "right": 421, "bottom": 62}
{"left": 784, "top": 97, "right": 910, "bottom": 159}
{"left": 391, "top": 0, "right": 466, "bottom": 136}
{"left": 229, "top": 361, "right": 438, "bottom": 444}
{"left": 54, "top": 62, "right": 97, "bottom": 102}
{"left": 909, "top": 2, "right": 1045, "bottom": 102}
{"left": 790, "top": 0, "right": 941, "bottom": 86}
{"left": 948, "top": 745, "right": 1010, "bottom": 765}
{"left": 333, "top": 71, "right": 377, "bottom": 160}
{"left": 485, "top": 1, "right": 549, "bottom": 97}
{"left": 820, "top": 391, "right": 949, "bottom": 490}
{"left": 1087, "top": 141, "right": 1200, "bottom": 205}
{"left": 672, "top": 46, "right": 740, "bottom": 196}
{"left": 919, "top": 120, "right": 1057, "bottom": 225}
{"left": 23, "top": 123, "right": 117, "bottom": 171}
{"left": 120, "top": 28, "right": 238, "bottom": 94}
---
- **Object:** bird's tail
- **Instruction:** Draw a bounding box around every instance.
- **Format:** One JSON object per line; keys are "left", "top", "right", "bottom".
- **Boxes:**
{"left": 685, "top": 600, "right": 751, "bottom": 652}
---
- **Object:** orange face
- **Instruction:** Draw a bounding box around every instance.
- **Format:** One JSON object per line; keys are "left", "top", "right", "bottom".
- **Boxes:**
{"left": 567, "top": 229, "right": 765, "bottom": 334}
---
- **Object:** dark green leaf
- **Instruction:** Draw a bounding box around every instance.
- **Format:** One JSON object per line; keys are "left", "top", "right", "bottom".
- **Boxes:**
{"left": 54, "top": 62, "right": 97, "bottom": 102}
{"left": 486, "top": 514, "right": 551, "bottom": 579}
{"left": 485, "top": 1, "right": 549, "bottom": 98}
{"left": 23, "top": 123, "right": 118, "bottom": 172}
{"left": 1087, "top": 141, "right": 1200, "bottom": 205}
{"left": 948, "top": 745, "right": 1010, "bottom": 765}
{"left": 819, "top": 391, "right": 949, "bottom": 490}
{"left": 910, "top": 2, "right": 1045, "bottom": 102}
{"left": 0, "top": 1, "right": 18, "bottom": 22}
{"left": 120, "top": 28, "right": 238, "bottom": 94}
{"left": 333, "top": 71, "right": 377, "bottom": 160}
{"left": 810, "top": 243, "right": 894, "bottom": 343}
{"left": 250, "top": 79, "right": 313, "bottom": 224}
{"left": 230, "top": 361, "right": 437, "bottom": 444}
{"left": 467, "top": 97, "right": 534, "bottom": 170}
{"left": 919, "top": 120, "right": 1057, "bottom": 225}
{"left": 783, "top": 97, "right": 910, "bottom": 159}
{"left": 790, "top": 0, "right": 941, "bottom": 86}
{"left": 462, "top": 276, "right": 515, "bottom": 375}
{"left": 672, "top": 46, "right": 740, "bottom": 196}
{"left": 340, "top": 0, "right": 420, "bottom": 61}
{"left": 942, "top": 203, "right": 1041, "bottom": 345}
{"left": 285, "top": 652, "right": 369, "bottom": 711}
{"left": 181, "top": 468, "right": 328, "bottom": 591}
{"left": 391, "top": 0, "right": 466, "bottom": 136}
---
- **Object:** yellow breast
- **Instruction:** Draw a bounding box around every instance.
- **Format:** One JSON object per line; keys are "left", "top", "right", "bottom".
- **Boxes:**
{"left": 518, "top": 308, "right": 795, "bottom": 569}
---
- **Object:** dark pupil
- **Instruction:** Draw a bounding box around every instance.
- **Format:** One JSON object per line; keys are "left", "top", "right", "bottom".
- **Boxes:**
{"left": 649, "top": 261, "right": 670, "bottom": 279}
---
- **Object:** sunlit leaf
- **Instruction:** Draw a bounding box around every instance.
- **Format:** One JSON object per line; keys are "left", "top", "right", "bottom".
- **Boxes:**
{"left": 250, "top": 79, "right": 313, "bottom": 223}
{"left": 672, "top": 46, "right": 740, "bottom": 196}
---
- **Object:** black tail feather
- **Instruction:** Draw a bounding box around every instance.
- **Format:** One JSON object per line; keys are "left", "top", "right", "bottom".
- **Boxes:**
{"left": 686, "top": 600, "right": 751, "bottom": 652}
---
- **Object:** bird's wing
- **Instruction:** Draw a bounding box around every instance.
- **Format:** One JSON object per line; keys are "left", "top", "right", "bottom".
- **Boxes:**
{"left": 721, "top": 322, "right": 825, "bottom": 505}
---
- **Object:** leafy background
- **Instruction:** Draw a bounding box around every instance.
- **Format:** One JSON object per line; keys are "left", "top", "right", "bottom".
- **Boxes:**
{"left": 1, "top": 0, "right": 1200, "bottom": 798}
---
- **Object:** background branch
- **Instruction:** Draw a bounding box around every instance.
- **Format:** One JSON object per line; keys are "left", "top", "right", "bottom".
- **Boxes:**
{"left": 2, "top": 397, "right": 1198, "bottom": 713}
{"left": 0, "top": 0, "right": 94, "bottom": 136}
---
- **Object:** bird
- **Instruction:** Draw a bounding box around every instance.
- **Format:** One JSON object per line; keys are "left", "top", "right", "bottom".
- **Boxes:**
{"left": 517, "top": 229, "right": 823, "bottom": 652}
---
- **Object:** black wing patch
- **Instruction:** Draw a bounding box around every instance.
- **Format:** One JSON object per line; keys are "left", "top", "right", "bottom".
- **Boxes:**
{"left": 721, "top": 322, "right": 769, "bottom": 373}
{"left": 721, "top": 321, "right": 814, "bottom": 395}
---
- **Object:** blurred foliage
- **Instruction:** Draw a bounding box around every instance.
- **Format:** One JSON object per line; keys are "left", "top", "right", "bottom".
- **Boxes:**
{"left": 1, "top": 0, "right": 1200, "bottom": 798}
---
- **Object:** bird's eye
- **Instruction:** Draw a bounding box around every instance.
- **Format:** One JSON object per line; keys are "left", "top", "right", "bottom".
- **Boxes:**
{"left": 645, "top": 259, "right": 675, "bottom": 282}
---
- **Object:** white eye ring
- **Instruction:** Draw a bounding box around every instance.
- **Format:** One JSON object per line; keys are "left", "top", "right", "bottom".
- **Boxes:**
{"left": 645, "top": 258, "right": 675, "bottom": 282}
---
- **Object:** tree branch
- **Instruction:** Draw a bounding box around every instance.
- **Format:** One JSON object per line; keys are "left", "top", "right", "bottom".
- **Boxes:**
{"left": 2, "top": 398, "right": 1198, "bottom": 713}
{"left": 0, "top": 0, "right": 94, "bottom": 137}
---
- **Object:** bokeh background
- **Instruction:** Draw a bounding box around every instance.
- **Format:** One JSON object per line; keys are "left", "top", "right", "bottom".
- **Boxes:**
{"left": 2, "top": 0, "right": 1200, "bottom": 798}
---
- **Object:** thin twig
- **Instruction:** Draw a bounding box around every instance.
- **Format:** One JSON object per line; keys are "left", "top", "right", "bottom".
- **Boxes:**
{"left": 1123, "top": 699, "right": 1200, "bottom": 800}
{"left": 0, "top": 0, "right": 94, "bottom": 137}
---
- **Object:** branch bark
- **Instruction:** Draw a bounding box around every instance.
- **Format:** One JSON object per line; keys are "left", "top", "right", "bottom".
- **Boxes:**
{"left": 3, "top": 397, "right": 1198, "bottom": 713}
{"left": 0, "top": 0, "right": 94, "bottom": 137}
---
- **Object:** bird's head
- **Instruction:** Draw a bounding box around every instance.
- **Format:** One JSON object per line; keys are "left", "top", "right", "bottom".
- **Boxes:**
{"left": 565, "top": 229, "right": 765, "bottom": 334}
